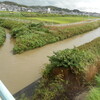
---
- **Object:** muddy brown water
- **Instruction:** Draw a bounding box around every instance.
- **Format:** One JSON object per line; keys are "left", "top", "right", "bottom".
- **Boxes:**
{"left": 0, "top": 28, "right": 100, "bottom": 94}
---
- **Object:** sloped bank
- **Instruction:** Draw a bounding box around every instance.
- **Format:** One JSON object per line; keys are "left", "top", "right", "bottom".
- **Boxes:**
{"left": 86, "top": 75, "right": 100, "bottom": 100}
{"left": 33, "top": 37, "right": 100, "bottom": 100}
{"left": 0, "top": 18, "right": 100, "bottom": 54}
{"left": 15, "top": 37, "right": 100, "bottom": 100}
{"left": 75, "top": 75, "right": 100, "bottom": 100}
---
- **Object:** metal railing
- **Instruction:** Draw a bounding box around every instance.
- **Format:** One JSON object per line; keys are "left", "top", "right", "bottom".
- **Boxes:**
{"left": 0, "top": 80, "right": 15, "bottom": 100}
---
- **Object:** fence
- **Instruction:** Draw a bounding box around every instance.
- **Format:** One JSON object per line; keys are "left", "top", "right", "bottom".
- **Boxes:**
{"left": 0, "top": 80, "right": 15, "bottom": 100}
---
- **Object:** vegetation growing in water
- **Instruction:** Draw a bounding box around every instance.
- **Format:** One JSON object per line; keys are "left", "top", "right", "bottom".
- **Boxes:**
{"left": 10, "top": 20, "right": 100, "bottom": 54}
{"left": 0, "top": 27, "right": 6, "bottom": 47}
{"left": 0, "top": 18, "right": 100, "bottom": 54}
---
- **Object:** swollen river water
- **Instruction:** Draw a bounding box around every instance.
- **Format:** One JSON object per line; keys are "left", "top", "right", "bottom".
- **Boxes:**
{"left": 0, "top": 28, "right": 100, "bottom": 94}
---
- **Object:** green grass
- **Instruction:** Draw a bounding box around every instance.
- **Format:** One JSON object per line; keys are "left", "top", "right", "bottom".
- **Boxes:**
{"left": 87, "top": 88, "right": 100, "bottom": 100}
{"left": 86, "top": 75, "right": 100, "bottom": 100}
{"left": 16, "top": 34, "right": 100, "bottom": 100}
{"left": 0, "top": 11, "right": 22, "bottom": 17}
{"left": 27, "top": 16, "right": 92, "bottom": 24}
{"left": 33, "top": 77, "right": 66, "bottom": 100}
{"left": 0, "top": 27, "right": 6, "bottom": 46}
{"left": 0, "top": 18, "right": 100, "bottom": 54}
{"left": 33, "top": 37, "right": 100, "bottom": 100}
{"left": 0, "top": 11, "right": 97, "bottom": 24}
{"left": 79, "top": 37, "right": 100, "bottom": 58}
{"left": 43, "top": 37, "right": 100, "bottom": 77}
{"left": 13, "top": 20, "right": 100, "bottom": 54}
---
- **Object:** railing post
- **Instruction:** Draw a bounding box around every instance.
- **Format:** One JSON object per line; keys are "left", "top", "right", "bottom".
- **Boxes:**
{"left": 0, "top": 80, "right": 15, "bottom": 100}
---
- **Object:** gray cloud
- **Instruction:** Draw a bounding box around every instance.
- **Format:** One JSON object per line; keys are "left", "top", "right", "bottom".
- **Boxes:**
{"left": 0, "top": 0, "right": 100, "bottom": 13}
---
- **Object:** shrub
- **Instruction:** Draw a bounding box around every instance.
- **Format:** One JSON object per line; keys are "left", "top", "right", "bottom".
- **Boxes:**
{"left": 11, "top": 25, "right": 30, "bottom": 38}
{"left": 43, "top": 48, "right": 94, "bottom": 76}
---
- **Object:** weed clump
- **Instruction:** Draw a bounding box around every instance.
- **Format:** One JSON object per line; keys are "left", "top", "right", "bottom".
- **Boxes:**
{"left": 86, "top": 75, "right": 100, "bottom": 100}
{"left": 43, "top": 48, "right": 95, "bottom": 77}
{"left": 0, "top": 27, "right": 6, "bottom": 47}
{"left": 0, "top": 19, "right": 100, "bottom": 54}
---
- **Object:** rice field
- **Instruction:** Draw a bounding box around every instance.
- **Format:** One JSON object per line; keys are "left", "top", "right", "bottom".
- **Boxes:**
{"left": 27, "top": 16, "right": 90, "bottom": 24}
{"left": 0, "top": 11, "right": 97, "bottom": 24}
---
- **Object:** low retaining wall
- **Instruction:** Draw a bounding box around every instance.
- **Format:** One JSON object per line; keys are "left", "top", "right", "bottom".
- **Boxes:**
{"left": 14, "top": 78, "right": 41, "bottom": 100}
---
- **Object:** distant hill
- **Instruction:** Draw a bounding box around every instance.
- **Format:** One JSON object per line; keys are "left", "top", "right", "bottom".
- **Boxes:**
{"left": 0, "top": 1, "right": 81, "bottom": 13}
{"left": 0, "top": 1, "right": 100, "bottom": 16}
{"left": 0, "top": 1, "right": 27, "bottom": 7}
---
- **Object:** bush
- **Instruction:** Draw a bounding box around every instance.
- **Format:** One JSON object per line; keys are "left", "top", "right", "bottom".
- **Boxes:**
{"left": 43, "top": 37, "right": 100, "bottom": 77}
{"left": 11, "top": 25, "right": 30, "bottom": 37}
{"left": 43, "top": 48, "right": 94, "bottom": 76}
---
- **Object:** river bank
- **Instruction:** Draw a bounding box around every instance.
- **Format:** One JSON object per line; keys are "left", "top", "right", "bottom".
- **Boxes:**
{"left": 0, "top": 19, "right": 100, "bottom": 54}
{"left": 0, "top": 27, "right": 100, "bottom": 94}
{"left": 32, "top": 37, "right": 100, "bottom": 100}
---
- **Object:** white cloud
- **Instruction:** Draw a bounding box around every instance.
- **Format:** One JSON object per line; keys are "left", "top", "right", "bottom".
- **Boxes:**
{"left": 76, "top": 0, "right": 100, "bottom": 13}
{"left": 0, "top": 0, "right": 100, "bottom": 13}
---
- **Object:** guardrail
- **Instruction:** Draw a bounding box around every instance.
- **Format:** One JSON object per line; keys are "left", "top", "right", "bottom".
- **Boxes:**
{"left": 0, "top": 80, "right": 15, "bottom": 100}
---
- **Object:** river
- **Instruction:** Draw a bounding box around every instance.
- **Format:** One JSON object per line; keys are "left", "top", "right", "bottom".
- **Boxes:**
{"left": 0, "top": 28, "right": 100, "bottom": 94}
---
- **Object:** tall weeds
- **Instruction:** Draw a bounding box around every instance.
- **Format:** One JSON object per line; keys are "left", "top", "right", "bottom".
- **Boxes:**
{"left": 0, "top": 27, "right": 6, "bottom": 47}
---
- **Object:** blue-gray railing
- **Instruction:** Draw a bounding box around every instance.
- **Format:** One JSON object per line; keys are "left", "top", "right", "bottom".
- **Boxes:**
{"left": 0, "top": 80, "right": 15, "bottom": 100}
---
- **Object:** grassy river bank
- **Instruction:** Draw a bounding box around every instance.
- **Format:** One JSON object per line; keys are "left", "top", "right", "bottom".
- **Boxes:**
{"left": 0, "top": 19, "right": 100, "bottom": 54}
{"left": 17, "top": 37, "right": 100, "bottom": 100}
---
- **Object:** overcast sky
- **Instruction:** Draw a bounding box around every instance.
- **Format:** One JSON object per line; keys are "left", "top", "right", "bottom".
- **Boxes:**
{"left": 0, "top": 0, "right": 100, "bottom": 13}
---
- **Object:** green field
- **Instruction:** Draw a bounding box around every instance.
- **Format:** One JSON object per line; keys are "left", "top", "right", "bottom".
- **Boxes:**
{"left": 0, "top": 11, "right": 97, "bottom": 24}
{"left": 27, "top": 16, "right": 90, "bottom": 24}
{"left": 0, "top": 11, "right": 100, "bottom": 54}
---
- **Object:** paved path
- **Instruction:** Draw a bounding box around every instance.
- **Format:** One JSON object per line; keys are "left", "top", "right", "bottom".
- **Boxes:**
{"left": 47, "top": 19, "right": 100, "bottom": 27}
